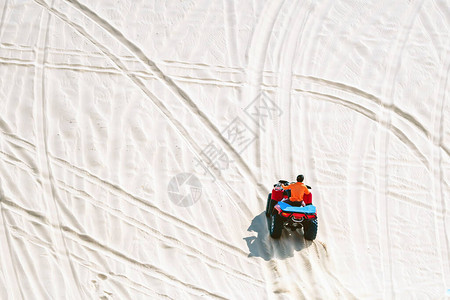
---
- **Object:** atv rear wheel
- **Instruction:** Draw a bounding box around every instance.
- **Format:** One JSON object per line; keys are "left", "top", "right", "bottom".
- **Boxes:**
{"left": 269, "top": 213, "right": 283, "bottom": 238}
{"left": 265, "top": 193, "right": 274, "bottom": 217}
{"left": 303, "top": 219, "right": 318, "bottom": 241}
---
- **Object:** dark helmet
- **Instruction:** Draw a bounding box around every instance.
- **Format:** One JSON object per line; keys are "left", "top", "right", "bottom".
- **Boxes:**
{"left": 297, "top": 174, "right": 304, "bottom": 182}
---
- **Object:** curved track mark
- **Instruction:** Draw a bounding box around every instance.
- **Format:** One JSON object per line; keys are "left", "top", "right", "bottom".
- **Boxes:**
{"left": 291, "top": 75, "right": 450, "bottom": 157}
{"left": 61, "top": 0, "right": 265, "bottom": 199}
{"left": 0, "top": 190, "right": 25, "bottom": 299}
{"left": 222, "top": 0, "right": 240, "bottom": 67}
{"left": 429, "top": 0, "right": 450, "bottom": 283}
{"left": 0, "top": 196, "right": 227, "bottom": 299}
{"left": 33, "top": 0, "right": 260, "bottom": 223}
{"left": 56, "top": 179, "right": 264, "bottom": 287}
{"left": 293, "top": 88, "right": 430, "bottom": 168}
{"left": 0, "top": 123, "right": 259, "bottom": 268}
{"left": 244, "top": 0, "right": 285, "bottom": 181}
{"left": 9, "top": 225, "right": 175, "bottom": 299}
{"left": 376, "top": 1, "right": 425, "bottom": 297}
{"left": 33, "top": 4, "right": 86, "bottom": 297}
{"left": 2, "top": 42, "right": 448, "bottom": 158}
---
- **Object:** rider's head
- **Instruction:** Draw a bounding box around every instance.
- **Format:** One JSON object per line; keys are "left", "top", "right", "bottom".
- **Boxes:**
{"left": 297, "top": 174, "right": 304, "bottom": 182}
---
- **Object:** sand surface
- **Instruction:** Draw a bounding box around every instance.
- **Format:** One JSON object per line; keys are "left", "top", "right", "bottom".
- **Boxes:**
{"left": 0, "top": 0, "right": 449, "bottom": 299}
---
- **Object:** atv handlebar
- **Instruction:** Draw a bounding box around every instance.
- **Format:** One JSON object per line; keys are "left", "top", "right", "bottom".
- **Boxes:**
{"left": 277, "top": 180, "right": 312, "bottom": 189}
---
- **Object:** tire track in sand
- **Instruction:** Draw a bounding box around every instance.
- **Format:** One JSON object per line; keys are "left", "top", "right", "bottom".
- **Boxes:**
{"left": 268, "top": 74, "right": 446, "bottom": 169}
{"left": 32, "top": 0, "right": 261, "bottom": 225}
{"left": 281, "top": 0, "right": 334, "bottom": 183}
{"left": 33, "top": 3, "right": 86, "bottom": 298}
{"left": 0, "top": 196, "right": 225, "bottom": 299}
{"left": 0, "top": 40, "right": 446, "bottom": 161}
{"left": 0, "top": 0, "right": 8, "bottom": 39}
{"left": 376, "top": 1, "right": 425, "bottom": 297}
{"left": 0, "top": 125, "right": 264, "bottom": 282}
{"left": 55, "top": 180, "right": 264, "bottom": 287}
{"left": 27, "top": 1, "right": 275, "bottom": 295}
{"left": 283, "top": 1, "right": 358, "bottom": 298}
{"left": 292, "top": 75, "right": 450, "bottom": 157}
{"left": 242, "top": 0, "right": 289, "bottom": 297}
{"left": 426, "top": 0, "right": 450, "bottom": 286}
{"left": 0, "top": 47, "right": 444, "bottom": 163}
{"left": 6, "top": 2, "right": 261, "bottom": 293}
{"left": 292, "top": 88, "right": 430, "bottom": 168}
{"left": 0, "top": 150, "right": 40, "bottom": 186}
{"left": 291, "top": 86, "right": 442, "bottom": 219}
{"left": 222, "top": 0, "right": 240, "bottom": 67}
{"left": 244, "top": 0, "right": 285, "bottom": 182}
{"left": 0, "top": 51, "right": 247, "bottom": 87}
{"left": 10, "top": 223, "right": 166, "bottom": 299}
{"left": 269, "top": 1, "right": 347, "bottom": 298}
{"left": 28, "top": 3, "right": 268, "bottom": 285}
{"left": 1, "top": 42, "right": 448, "bottom": 160}
{"left": 245, "top": 0, "right": 357, "bottom": 297}
{"left": 268, "top": 1, "right": 307, "bottom": 297}
{"left": 271, "top": 0, "right": 299, "bottom": 180}
{"left": 59, "top": 0, "right": 268, "bottom": 203}
{"left": 0, "top": 139, "right": 265, "bottom": 292}
{"left": 8, "top": 225, "right": 169, "bottom": 299}
{"left": 0, "top": 126, "right": 260, "bottom": 266}
{"left": 3, "top": 27, "right": 442, "bottom": 292}
{"left": 0, "top": 187, "right": 25, "bottom": 299}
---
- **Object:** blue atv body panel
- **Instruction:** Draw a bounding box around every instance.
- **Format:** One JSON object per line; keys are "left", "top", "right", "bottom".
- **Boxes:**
{"left": 277, "top": 202, "right": 316, "bottom": 214}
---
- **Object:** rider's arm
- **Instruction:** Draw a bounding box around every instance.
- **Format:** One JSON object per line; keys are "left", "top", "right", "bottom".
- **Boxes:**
{"left": 282, "top": 184, "right": 292, "bottom": 190}
{"left": 304, "top": 185, "right": 310, "bottom": 194}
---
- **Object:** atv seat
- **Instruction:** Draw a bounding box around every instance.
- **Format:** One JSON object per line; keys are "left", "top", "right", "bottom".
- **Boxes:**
{"left": 278, "top": 202, "right": 316, "bottom": 214}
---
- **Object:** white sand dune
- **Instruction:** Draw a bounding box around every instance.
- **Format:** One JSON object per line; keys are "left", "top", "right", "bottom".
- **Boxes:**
{"left": 0, "top": 0, "right": 449, "bottom": 299}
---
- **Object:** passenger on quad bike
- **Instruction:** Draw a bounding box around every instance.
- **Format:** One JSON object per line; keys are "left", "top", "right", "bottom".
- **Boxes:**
{"left": 281, "top": 174, "right": 310, "bottom": 207}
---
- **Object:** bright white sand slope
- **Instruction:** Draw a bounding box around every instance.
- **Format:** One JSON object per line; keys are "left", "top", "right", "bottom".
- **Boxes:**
{"left": 0, "top": 0, "right": 449, "bottom": 299}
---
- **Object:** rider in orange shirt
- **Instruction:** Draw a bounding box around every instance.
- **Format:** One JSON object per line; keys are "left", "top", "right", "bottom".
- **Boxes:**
{"left": 282, "top": 174, "right": 310, "bottom": 206}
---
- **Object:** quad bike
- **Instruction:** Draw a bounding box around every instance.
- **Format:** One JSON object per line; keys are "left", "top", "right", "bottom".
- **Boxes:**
{"left": 266, "top": 180, "right": 318, "bottom": 240}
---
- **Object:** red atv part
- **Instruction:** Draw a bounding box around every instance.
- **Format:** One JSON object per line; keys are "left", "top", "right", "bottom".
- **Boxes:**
{"left": 303, "top": 192, "right": 312, "bottom": 205}
{"left": 271, "top": 189, "right": 284, "bottom": 201}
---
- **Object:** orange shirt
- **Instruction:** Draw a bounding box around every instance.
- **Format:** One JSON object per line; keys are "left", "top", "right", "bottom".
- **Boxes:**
{"left": 282, "top": 182, "right": 310, "bottom": 202}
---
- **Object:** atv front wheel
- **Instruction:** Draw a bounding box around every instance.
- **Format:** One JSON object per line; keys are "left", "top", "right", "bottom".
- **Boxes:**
{"left": 265, "top": 193, "right": 274, "bottom": 217}
{"left": 303, "top": 219, "right": 318, "bottom": 241}
{"left": 269, "top": 213, "right": 283, "bottom": 238}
